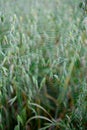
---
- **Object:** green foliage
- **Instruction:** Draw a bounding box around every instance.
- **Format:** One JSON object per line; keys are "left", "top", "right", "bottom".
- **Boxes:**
{"left": 0, "top": 0, "right": 87, "bottom": 130}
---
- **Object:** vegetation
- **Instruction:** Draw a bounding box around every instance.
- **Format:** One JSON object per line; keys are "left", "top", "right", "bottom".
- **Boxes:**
{"left": 0, "top": 0, "right": 87, "bottom": 129}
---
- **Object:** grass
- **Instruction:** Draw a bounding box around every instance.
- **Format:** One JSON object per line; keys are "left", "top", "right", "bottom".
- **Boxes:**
{"left": 0, "top": 0, "right": 87, "bottom": 129}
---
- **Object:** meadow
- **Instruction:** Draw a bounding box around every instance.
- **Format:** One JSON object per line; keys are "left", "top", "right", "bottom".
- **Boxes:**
{"left": 0, "top": 0, "right": 87, "bottom": 129}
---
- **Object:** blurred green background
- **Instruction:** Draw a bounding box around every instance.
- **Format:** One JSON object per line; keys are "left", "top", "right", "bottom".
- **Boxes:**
{"left": 0, "top": 0, "right": 87, "bottom": 130}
